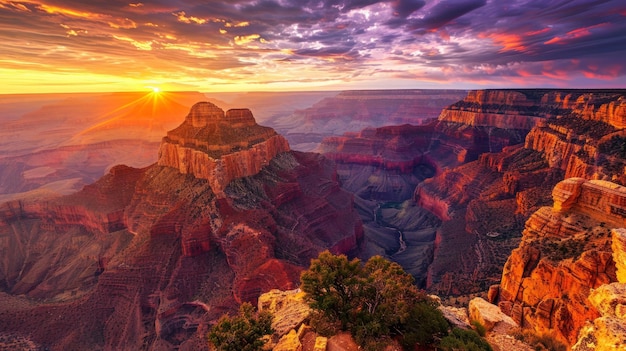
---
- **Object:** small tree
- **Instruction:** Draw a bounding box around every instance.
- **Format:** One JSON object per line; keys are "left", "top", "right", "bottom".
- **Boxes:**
{"left": 301, "top": 251, "right": 449, "bottom": 350}
{"left": 208, "top": 302, "right": 273, "bottom": 351}
{"left": 300, "top": 250, "right": 362, "bottom": 330}
{"left": 440, "top": 327, "right": 493, "bottom": 351}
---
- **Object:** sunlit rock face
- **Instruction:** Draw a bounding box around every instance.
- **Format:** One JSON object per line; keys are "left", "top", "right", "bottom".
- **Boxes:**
{"left": 0, "top": 102, "right": 362, "bottom": 351}
{"left": 158, "top": 102, "right": 291, "bottom": 197}
{"left": 494, "top": 178, "right": 626, "bottom": 347}
{"left": 572, "top": 228, "right": 626, "bottom": 351}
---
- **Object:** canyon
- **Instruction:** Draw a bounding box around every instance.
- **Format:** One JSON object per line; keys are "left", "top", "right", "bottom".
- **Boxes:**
{"left": 318, "top": 89, "right": 626, "bottom": 295}
{"left": 314, "top": 89, "right": 626, "bottom": 349}
{"left": 1, "top": 89, "right": 626, "bottom": 349}
{"left": 0, "top": 102, "right": 362, "bottom": 350}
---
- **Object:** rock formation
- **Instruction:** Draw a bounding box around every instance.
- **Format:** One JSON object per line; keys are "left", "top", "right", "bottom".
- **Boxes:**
{"left": 258, "top": 289, "right": 311, "bottom": 342}
{"left": 0, "top": 102, "right": 362, "bottom": 350}
{"left": 469, "top": 297, "right": 517, "bottom": 333}
{"left": 158, "top": 102, "right": 291, "bottom": 197}
{"left": 572, "top": 228, "right": 626, "bottom": 351}
{"left": 494, "top": 178, "right": 625, "bottom": 346}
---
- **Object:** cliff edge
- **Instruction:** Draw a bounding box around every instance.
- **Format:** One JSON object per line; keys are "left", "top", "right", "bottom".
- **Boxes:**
{"left": 494, "top": 178, "right": 626, "bottom": 346}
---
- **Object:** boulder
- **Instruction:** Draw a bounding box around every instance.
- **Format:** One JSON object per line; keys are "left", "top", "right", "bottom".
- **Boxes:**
{"left": 274, "top": 329, "right": 302, "bottom": 351}
{"left": 257, "top": 289, "right": 311, "bottom": 338}
{"left": 468, "top": 297, "right": 517, "bottom": 333}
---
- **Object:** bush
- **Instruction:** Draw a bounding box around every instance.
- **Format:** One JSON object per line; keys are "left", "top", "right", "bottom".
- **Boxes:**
{"left": 471, "top": 320, "right": 487, "bottom": 337}
{"left": 440, "top": 327, "right": 493, "bottom": 351}
{"left": 301, "top": 251, "right": 448, "bottom": 350}
{"left": 207, "top": 302, "right": 274, "bottom": 351}
{"left": 513, "top": 330, "right": 566, "bottom": 351}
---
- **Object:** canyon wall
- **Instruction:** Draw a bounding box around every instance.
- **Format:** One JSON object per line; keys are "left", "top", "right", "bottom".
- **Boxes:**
{"left": 573, "top": 228, "right": 626, "bottom": 351}
{"left": 494, "top": 178, "right": 625, "bottom": 346}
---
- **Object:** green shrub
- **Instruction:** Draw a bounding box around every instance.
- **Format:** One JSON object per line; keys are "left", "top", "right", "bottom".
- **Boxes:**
{"left": 301, "top": 251, "right": 448, "bottom": 350}
{"left": 207, "top": 302, "right": 273, "bottom": 351}
{"left": 471, "top": 320, "right": 487, "bottom": 337}
{"left": 440, "top": 328, "right": 493, "bottom": 351}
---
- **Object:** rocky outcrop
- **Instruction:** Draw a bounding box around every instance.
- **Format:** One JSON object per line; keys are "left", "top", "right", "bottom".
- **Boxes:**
{"left": 572, "top": 228, "right": 626, "bottom": 351}
{"left": 258, "top": 289, "right": 311, "bottom": 339}
{"left": 496, "top": 178, "right": 625, "bottom": 346}
{"left": 158, "top": 102, "right": 291, "bottom": 196}
{"left": 439, "top": 90, "right": 542, "bottom": 130}
{"left": 469, "top": 297, "right": 517, "bottom": 333}
{"left": 443, "top": 90, "right": 626, "bottom": 129}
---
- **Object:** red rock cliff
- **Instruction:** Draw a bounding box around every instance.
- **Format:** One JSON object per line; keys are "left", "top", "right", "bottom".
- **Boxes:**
{"left": 495, "top": 178, "right": 625, "bottom": 346}
{"left": 158, "top": 102, "right": 291, "bottom": 196}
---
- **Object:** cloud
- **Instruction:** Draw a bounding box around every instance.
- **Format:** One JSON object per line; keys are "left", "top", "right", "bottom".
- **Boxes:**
{"left": 0, "top": 0, "right": 624, "bottom": 93}
{"left": 408, "top": 0, "right": 486, "bottom": 31}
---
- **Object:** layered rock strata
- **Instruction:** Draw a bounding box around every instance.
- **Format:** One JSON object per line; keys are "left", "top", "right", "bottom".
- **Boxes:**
{"left": 158, "top": 102, "right": 291, "bottom": 196}
{"left": 572, "top": 228, "right": 626, "bottom": 351}
{"left": 495, "top": 178, "right": 625, "bottom": 346}
{"left": 413, "top": 90, "right": 625, "bottom": 296}
{"left": 0, "top": 102, "right": 362, "bottom": 351}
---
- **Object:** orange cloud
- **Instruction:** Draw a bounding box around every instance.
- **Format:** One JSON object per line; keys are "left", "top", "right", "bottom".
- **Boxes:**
{"left": 486, "top": 33, "right": 526, "bottom": 52}
{"left": 173, "top": 11, "right": 207, "bottom": 25}
{"left": 545, "top": 23, "right": 608, "bottom": 45}
{"left": 583, "top": 64, "right": 621, "bottom": 80}
{"left": 1, "top": 1, "right": 30, "bottom": 11}
{"left": 234, "top": 34, "right": 260, "bottom": 45}
{"left": 38, "top": 3, "right": 97, "bottom": 18}
{"left": 108, "top": 18, "right": 138, "bottom": 29}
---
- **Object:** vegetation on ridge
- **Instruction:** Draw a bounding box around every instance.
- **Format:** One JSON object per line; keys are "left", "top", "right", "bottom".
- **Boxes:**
{"left": 300, "top": 251, "right": 491, "bottom": 350}
{"left": 207, "top": 302, "right": 273, "bottom": 351}
{"left": 206, "top": 251, "right": 493, "bottom": 350}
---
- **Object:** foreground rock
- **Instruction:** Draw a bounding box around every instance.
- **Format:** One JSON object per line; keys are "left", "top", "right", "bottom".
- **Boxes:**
{"left": 469, "top": 297, "right": 517, "bottom": 333}
{"left": 0, "top": 102, "right": 362, "bottom": 350}
{"left": 495, "top": 178, "right": 625, "bottom": 346}
{"left": 258, "top": 289, "right": 311, "bottom": 339}
{"left": 573, "top": 228, "right": 626, "bottom": 351}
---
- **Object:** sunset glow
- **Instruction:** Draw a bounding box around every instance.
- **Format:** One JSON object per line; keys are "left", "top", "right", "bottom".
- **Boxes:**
{"left": 1, "top": 0, "right": 625, "bottom": 93}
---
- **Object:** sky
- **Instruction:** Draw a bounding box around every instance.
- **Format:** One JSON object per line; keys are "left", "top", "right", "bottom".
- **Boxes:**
{"left": 1, "top": 0, "right": 626, "bottom": 93}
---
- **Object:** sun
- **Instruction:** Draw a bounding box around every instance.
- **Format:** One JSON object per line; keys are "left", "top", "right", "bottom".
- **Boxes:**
{"left": 151, "top": 87, "right": 160, "bottom": 93}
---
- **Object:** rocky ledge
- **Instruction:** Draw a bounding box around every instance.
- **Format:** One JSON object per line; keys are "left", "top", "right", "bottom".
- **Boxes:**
{"left": 493, "top": 178, "right": 626, "bottom": 346}
{"left": 158, "top": 102, "right": 291, "bottom": 196}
